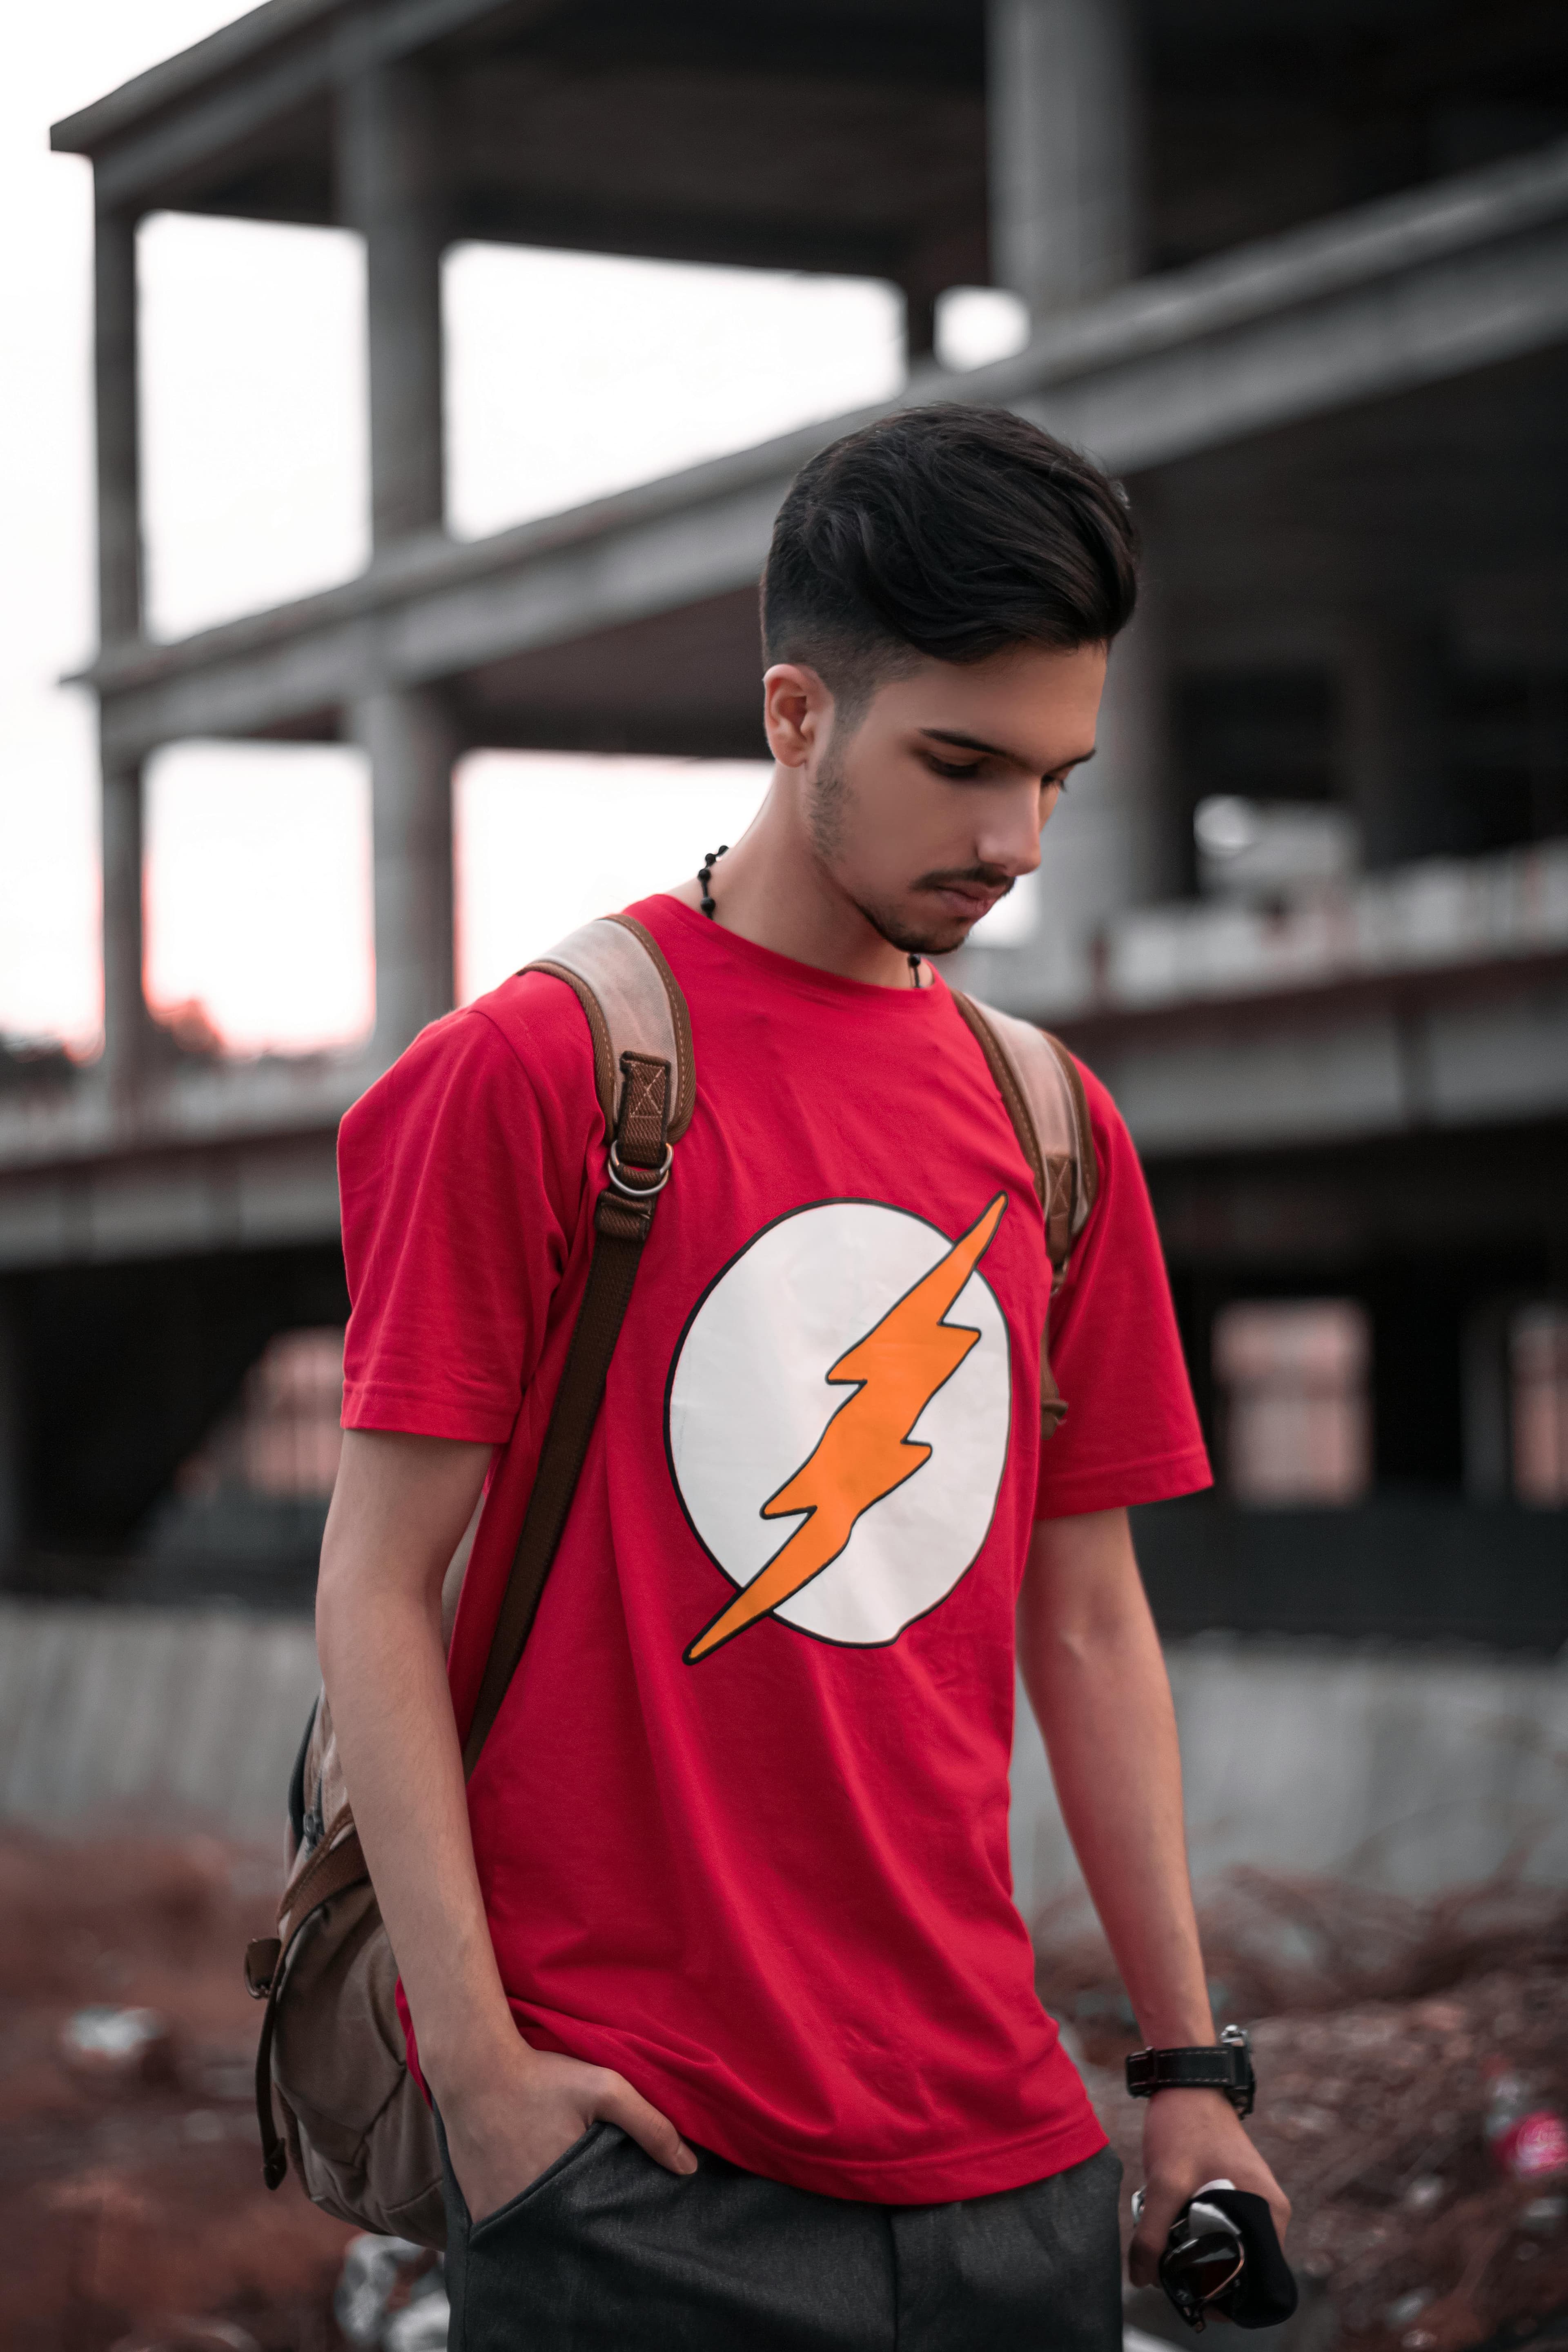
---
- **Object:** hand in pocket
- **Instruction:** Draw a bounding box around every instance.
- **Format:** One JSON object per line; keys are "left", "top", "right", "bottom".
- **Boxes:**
{"left": 438, "top": 2039, "right": 698, "bottom": 2226}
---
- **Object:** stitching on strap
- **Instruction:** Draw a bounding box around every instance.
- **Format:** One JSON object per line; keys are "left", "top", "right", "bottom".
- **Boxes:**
{"left": 526, "top": 960, "right": 617, "bottom": 1141}
{"left": 605, "top": 913, "right": 697, "bottom": 1139}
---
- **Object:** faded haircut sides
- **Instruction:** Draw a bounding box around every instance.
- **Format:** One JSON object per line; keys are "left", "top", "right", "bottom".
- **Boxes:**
{"left": 760, "top": 403, "right": 1140, "bottom": 726}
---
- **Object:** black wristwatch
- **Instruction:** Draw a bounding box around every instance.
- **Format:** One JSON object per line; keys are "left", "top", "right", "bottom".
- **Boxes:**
{"left": 1125, "top": 2023, "right": 1255, "bottom": 2117}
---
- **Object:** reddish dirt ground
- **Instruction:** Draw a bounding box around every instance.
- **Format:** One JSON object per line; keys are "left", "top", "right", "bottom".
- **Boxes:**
{"left": 7, "top": 1829, "right": 1567, "bottom": 2352}
{"left": 1039, "top": 1870, "right": 1568, "bottom": 2352}
{"left": 0, "top": 1826, "right": 355, "bottom": 2352}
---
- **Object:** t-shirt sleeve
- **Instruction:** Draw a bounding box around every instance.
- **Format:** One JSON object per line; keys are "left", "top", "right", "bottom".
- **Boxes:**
{"left": 338, "top": 1000, "right": 587, "bottom": 1445}
{"left": 1033, "top": 1059, "right": 1211, "bottom": 1518}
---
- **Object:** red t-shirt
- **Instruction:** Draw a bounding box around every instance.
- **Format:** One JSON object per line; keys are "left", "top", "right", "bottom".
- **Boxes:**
{"left": 339, "top": 893, "right": 1209, "bottom": 2203}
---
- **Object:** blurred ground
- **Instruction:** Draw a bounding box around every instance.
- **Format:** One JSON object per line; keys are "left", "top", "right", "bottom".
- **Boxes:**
{"left": 0, "top": 1826, "right": 353, "bottom": 2352}
{"left": 6, "top": 1826, "right": 1568, "bottom": 2352}
{"left": 1041, "top": 1871, "right": 1568, "bottom": 2352}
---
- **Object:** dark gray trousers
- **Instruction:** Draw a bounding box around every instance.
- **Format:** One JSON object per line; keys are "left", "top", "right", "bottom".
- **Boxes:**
{"left": 441, "top": 2120, "right": 1123, "bottom": 2352}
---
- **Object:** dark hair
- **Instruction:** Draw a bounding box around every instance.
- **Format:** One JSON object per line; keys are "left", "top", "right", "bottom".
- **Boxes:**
{"left": 761, "top": 404, "right": 1138, "bottom": 717}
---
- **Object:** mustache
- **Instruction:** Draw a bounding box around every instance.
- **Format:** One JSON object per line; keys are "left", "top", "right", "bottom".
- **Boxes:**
{"left": 913, "top": 866, "right": 1015, "bottom": 896}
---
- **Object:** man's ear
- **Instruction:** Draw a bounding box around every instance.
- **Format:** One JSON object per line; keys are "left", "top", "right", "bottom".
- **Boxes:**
{"left": 762, "top": 663, "right": 831, "bottom": 767}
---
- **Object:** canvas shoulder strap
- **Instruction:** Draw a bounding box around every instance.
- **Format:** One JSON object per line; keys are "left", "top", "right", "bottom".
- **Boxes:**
{"left": 251, "top": 916, "right": 696, "bottom": 2194}
{"left": 460, "top": 913, "right": 695, "bottom": 1772}
{"left": 951, "top": 992, "right": 1100, "bottom": 1438}
{"left": 951, "top": 993, "right": 1097, "bottom": 1274}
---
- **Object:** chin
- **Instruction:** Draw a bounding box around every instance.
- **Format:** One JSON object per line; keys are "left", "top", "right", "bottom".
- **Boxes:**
{"left": 914, "top": 913, "right": 982, "bottom": 958}
{"left": 857, "top": 892, "right": 976, "bottom": 960}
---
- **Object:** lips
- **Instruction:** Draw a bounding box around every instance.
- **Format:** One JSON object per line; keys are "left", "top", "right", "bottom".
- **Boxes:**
{"left": 932, "top": 883, "right": 1003, "bottom": 918}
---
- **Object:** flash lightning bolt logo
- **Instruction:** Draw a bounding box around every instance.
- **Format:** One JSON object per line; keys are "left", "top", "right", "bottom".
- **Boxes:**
{"left": 683, "top": 1193, "right": 1007, "bottom": 1662}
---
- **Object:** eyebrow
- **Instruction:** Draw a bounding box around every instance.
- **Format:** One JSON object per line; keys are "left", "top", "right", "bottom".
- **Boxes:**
{"left": 919, "top": 727, "right": 1097, "bottom": 773}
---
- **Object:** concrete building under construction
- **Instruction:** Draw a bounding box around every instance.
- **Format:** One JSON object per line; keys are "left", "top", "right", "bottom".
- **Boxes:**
{"left": 7, "top": 0, "right": 1568, "bottom": 1639}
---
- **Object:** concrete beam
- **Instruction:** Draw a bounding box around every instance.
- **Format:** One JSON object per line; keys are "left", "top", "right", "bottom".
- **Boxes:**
{"left": 0, "top": 1127, "right": 343, "bottom": 1272}
{"left": 52, "top": 1, "right": 521, "bottom": 211}
{"left": 82, "top": 140, "right": 1568, "bottom": 764}
{"left": 1055, "top": 958, "right": 1568, "bottom": 1159}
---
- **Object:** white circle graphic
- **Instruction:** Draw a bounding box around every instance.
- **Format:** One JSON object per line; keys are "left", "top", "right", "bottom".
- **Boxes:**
{"left": 667, "top": 1198, "right": 1012, "bottom": 1652}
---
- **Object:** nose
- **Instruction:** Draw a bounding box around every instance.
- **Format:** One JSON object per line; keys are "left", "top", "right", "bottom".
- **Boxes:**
{"left": 976, "top": 780, "right": 1050, "bottom": 879}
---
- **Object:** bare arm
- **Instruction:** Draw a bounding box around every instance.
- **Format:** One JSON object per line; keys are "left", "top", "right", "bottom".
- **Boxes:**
{"left": 316, "top": 1428, "right": 695, "bottom": 2222}
{"left": 1020, "top": 1505, "right": 1289, "bottom": 2282}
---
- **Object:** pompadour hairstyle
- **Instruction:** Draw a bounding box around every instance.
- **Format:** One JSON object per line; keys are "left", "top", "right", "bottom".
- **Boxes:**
{"left": 761, "top": 403, "right": 1139, "bottom": 718}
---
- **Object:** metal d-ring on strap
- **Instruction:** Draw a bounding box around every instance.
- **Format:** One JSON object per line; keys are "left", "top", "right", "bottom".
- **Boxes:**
{"left": 607, "top": 1139, "right": 673, "bottom": 1196}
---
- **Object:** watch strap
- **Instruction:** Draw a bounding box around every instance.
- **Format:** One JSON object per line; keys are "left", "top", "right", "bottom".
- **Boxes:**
{"left": 1125, "top": 2029, "right": 1256, "bottom": 2116}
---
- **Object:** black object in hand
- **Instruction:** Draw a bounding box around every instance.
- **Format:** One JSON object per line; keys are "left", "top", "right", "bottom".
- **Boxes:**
{"left": 1134, "top": 2180, "right": 1298, "bottom": 2333}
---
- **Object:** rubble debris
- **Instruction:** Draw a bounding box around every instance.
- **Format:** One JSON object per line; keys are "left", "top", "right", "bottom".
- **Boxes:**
{"left": 62, "top": 2005, "right": 176, "bottom": 2082}
{"left": 1483, "top": 2066, "right": 1568, "bottom": 2186}
{"left": 1038, "top": 1870, "right": 1568, "bottom": 2352}
{"left": 382, "top": 2296, "right": 450, "bottom": 2352}
{"left": 0, "top": 1825, "right": 353, "bottom": 2350}
{"left": 10, "top": 1818, "right": 1568, "bottom": 2352}
{"left": 333, "top": 2235, "right": 443, "bottom": 2348}
{"left": 107, "top": 2325, "right": 262, "bottom": 2352}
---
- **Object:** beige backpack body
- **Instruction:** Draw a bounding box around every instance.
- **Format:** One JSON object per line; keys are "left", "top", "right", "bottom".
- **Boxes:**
{"left": 244, "top": 918, "right": 1098, "bottom": 2247}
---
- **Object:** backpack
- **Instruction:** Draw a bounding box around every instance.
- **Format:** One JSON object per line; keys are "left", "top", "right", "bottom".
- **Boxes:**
{"left": 243, "top": 913, "right": 1100, "bottom": 2247}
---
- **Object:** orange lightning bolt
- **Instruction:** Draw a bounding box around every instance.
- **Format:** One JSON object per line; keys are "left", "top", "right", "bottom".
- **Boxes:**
{"left": 684, "top": 1193, "right": 1007, "bottom": 1663}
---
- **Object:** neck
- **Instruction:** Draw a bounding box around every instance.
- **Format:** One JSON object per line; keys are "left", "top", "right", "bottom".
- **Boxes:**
{"left": 668, "top": 772, "right": 924, "bottom": 989}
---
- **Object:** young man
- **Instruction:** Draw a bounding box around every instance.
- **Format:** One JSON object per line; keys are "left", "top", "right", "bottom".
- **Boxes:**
{"left": 318, "top": 404, "right": 1289, "bottom": 2350}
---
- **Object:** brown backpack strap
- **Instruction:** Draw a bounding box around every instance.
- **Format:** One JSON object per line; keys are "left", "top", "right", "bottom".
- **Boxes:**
{"left": 951, "top": 991, "right": 1100, "bottom": 1442}
{"left": 457, "top": 917, "right": 694, "bottom": 1773}
{"left": 530, "top": 912, "right": 697, "bottom": 1144}
{"left": 461, "top": 1044, "right": 674, "bottom": 1774}
{"left": 254, "top": 923, "right": 691, "bottom": 2193}
{"left": 951, "top": 993, "right": 1097, "bottom": 1274}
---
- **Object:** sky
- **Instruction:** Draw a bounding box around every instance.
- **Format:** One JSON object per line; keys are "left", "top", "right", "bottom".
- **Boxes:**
{"left": 2, "top": 6, "right": 1029, "bottom": 1056}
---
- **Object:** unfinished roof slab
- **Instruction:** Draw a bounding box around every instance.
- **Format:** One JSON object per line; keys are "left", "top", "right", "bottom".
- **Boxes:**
{"left": 82, "top": 138, "right": 1568, "bottom": 763}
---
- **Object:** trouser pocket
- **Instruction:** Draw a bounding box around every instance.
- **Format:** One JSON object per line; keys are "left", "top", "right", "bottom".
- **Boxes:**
{"left": 438, "top": 2111, "right": 634, "bottom": 2352}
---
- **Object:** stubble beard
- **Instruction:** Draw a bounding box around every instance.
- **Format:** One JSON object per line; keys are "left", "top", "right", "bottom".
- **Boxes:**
{"left": 805, "top": 748, "right": 1004, "bottom": 960}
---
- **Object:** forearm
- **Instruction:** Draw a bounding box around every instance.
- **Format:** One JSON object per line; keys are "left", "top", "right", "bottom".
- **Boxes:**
{"left": 316, "top": 1430, "right": 512, "bottom": 2099}
{"left": 1020, "top": 1507, "right": 1212, "bottom": 2047}
{"left": 1027, "top": 1508, "right": 1293, "bottom": 2264}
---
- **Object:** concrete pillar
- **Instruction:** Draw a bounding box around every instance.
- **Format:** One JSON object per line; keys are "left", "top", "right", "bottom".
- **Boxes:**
{"left": 987, "top": 0, "right": 1143, "bottom": 319}
{"left": 1526, "top": 673, "right": 1568, "bottom": 843}
{"left": 903, "top": 284, "right": 938, "bottom": 367}
{"left": 338, "top": 60, "right": 445, "bottom": 549}
{"left": 0, "top": 1291, "right": 21, "bottom": 1574}
{"left": 974, "top": 2, "right": 1160, "bottom": 1010}
{"left": 356, "top": 688, "right": 458, "bottom": 1055}
{"left": 961, "top": 594, "right": 1179, "bottom": 1014}
{"left": 1036, "top": 599, "right": 1176, "bottom": 1000}
{"left": 93, "top": 203, "right": 154, "bottom": 1107}
{"left": 1340, "top": 619, "right": 1448, "bottom": 870}
{"left": 339, "top": 64, "right": 454, "bottom": 1054}
{"left": 94, "top": 207, "right": 143, "bottom": 643}
{"left": 100, "top": 756, "right": 151, "bottom": 1107}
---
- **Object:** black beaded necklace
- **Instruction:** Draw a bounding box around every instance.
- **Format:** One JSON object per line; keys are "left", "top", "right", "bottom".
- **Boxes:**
{"left": 697, "top": 844, "right": 727, "bottom": 918}
{"left": 697, "top": 844, "right": 926, "bottom": 986}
